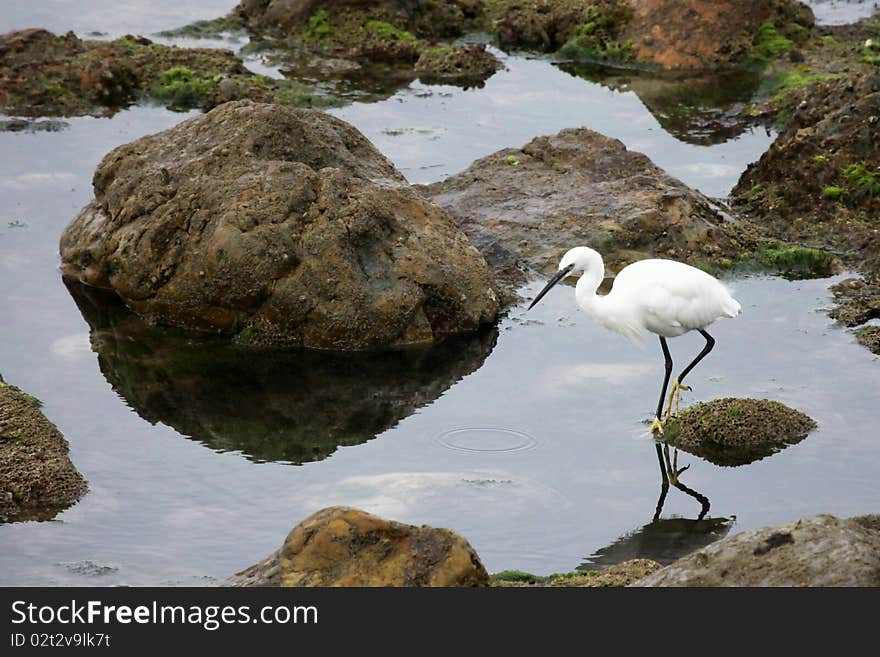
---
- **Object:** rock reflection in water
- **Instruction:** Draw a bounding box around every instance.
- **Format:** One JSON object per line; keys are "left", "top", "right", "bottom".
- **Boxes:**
{"left": 66, "top": 280, "right": 498, "bottom": 464}
{"left": 558, "top": 62, "right": 762, "bottom": 146}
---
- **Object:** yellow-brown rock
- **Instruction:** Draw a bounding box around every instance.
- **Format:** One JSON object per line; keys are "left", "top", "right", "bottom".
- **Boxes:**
{"left": 227, "top": 506, "right": 489, "bottom": 587}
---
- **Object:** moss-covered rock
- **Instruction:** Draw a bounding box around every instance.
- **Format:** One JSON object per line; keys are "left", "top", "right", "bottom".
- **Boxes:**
{"left": 662, "top": 398, "right": 816, "bottom": 467}
{"left": 414, "top": 44, "right": 502, "bottom": 86}
{"left": 491, "top": 559, "right": 661, "bottom": 586}
{"left": 0, "top": 29, "right": 340, "bottom": 117}
{"left": 0, "top": 380, "right": 87, "bottom": 522}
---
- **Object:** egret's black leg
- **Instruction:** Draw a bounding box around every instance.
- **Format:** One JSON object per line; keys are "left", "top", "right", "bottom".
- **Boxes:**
{"left": 677, "top": 329, "right": 715, "bottom": 386}
{"left": 655, "top": 336, "right": 673, "bottom": 421}
{"left": 653, "top": 443, "right": 669, "bottom": 522}
{"left": 673, "top": 481, "right": 710, "bottom": 520}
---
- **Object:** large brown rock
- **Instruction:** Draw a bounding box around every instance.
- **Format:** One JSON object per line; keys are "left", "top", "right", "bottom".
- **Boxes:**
{"left": 633, "top": 514, "right": 880, "bottom": 587}
{"left": 60, "top": 101, "right": 498, "bottom": 349}
{"left": 226, "top": 506, "right": 490, "bottom": 586}
{"left": 423, "top": 127, "right": 759, "bottom": 295}
{"left": 0, "top": 380, "right": 87, "bottom": 522}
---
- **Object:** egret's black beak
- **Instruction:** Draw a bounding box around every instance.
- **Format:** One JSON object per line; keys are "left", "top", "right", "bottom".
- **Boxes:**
{"left": 528, "top": 264, "right": 575, "bottom": 310}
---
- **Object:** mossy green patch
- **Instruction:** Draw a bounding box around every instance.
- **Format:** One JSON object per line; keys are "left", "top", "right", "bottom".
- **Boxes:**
{"left": 557, "top": 4, "right": 635, "bottom": 65}
{"left": 304, "top": 10, "right": 334, "bottom": 41}
{"left": 491, "top": 569, "right": 540, "bottom": 583}
{"left": 811, "top": 155, "right": 828, "bottom": 164}
{"left": 753, "top": 21, "right": 795, "bottom": 60}
{"left": 822, "top": 185, "right": 846, "bottom": 200}
{"left": 734, "top": 244, "right": 835, "bottom": 280}
{"left": 364, "top": 20, "right": 417, "bottom": 43}
{"left": 153, "top": 66, "right": 219, "bottom": 110}
{"left": 765, "top": 70, "right": 846, "bottom": 105}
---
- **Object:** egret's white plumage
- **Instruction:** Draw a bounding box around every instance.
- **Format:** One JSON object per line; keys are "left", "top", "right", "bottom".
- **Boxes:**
{"left": 557, "top": 247, "right": 741, "bottom": 341}
{"left": 529, "top": 246, "right": 742, "bottom": 435}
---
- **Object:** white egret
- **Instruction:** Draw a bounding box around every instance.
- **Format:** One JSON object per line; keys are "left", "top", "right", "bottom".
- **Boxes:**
{"left": 528, "top": 246, "right": 741, "bottom": 435}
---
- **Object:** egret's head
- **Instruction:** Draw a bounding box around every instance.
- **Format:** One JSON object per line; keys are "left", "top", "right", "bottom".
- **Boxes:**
{"left": 558, "top": 246, "right": 601, "bottom": 276}
{"left": 528, "top": 246, "right": 601, "bottom": 310}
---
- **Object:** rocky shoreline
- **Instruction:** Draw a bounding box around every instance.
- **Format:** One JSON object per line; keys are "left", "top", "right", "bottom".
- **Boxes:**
{"left": 2, "top": 0, "right": 878, "bottom": 584}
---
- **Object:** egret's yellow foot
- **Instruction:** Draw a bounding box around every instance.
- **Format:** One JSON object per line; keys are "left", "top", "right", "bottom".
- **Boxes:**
{"left": 650, "top": 416, "right": 665, "bottom": 435}
{"left": 663, "top": 378, "right": 691, "bottom": 422}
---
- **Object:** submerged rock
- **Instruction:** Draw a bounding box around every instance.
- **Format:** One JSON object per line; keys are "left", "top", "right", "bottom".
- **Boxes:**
{"left": 60, "top": 101, "right": 498, "bottom": 349}
{"left": 633, "top": 514, "right": 880, "bottom": 586}
{"left": 0, "top": 380, "right": 87, "bottom": 522}
{"left": 423, "top": 127, "right": 761, "bottom": 298}
{"left": 662, "top": 398, "right": 816, "bottom": 467}
{"left": 66, "top": 281, "right": 497, "bottom": 464}
{"left": 226, "top": 506, "right": 489, "bottom": 586}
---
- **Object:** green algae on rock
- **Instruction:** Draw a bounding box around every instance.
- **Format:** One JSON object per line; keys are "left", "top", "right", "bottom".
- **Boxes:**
{"left": 491, "top": 559, "right": 661, "bottom": 587}
{"left": 0, "top": 28, "right": 340, "bottom": 117}
{"left": 662, "top": 398, "right": 816, "bottom": 467}
{"left": 0, "top": 381, "right": 87, "bottom": 523}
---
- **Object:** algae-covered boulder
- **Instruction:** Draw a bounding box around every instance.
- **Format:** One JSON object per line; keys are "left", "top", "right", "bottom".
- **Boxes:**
{"left": 663, "top": 398, "right": 816, "bottom": 467}
{"left": 226, "top": 506, "right": 489, "bottom": 586}
{"left": 633, "top": 514, "right": 880, "bottom": 587}
{"left": 67, "top": 280, "right": 497, "bottom": 464}
{"left": 0, "top": 381, "right": 87, "bottom": 522}
{"left": 423, "top": 127, "right": 761, "bottom": 298}
{"left": 415, "top": 44, "right": 502, "bottom": 87}
{"left": 0, "top": 28, "right": 335, "bottom": 117}
{"left": 60, "top": 101, "right": 499, "bottom": 349}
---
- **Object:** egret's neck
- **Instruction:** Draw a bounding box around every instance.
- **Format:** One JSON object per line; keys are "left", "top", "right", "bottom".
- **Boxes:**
{"left": 575, "top": 266, "right": 605, "bottom": 314}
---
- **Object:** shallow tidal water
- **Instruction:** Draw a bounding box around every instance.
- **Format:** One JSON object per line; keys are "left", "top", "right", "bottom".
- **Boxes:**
{"left": 1, "top": 2, "right": 879, "bottom": 585}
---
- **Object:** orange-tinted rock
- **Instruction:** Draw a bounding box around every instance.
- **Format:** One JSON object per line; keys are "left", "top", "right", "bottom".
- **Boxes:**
{"left": 625, "top": 0, "right": 814, "bottom": 70}
{"left": 227, "top": 507, "right": 489, "bottom": 586}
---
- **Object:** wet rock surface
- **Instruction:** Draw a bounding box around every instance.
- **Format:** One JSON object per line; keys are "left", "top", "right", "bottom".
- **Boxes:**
{"left": 633, "top": 514, "right": 880, "bottom": 586}
{"left": 60, "top": 101, "right": 499, "bottom": 349}
{"left": 0, "top": 28, "right": 338, "bottom": 117}
{"left": 67, "top": 281, "right": 497, "bottom": 464}
{"left": 423, "top": 127, "right": 763, "bottom": 298}
{"left": 225, "top": 506, "right": 489, "bottom": 586}
{"left": 0, "top": 379, "right": 87, "bottom": 522}
{"left": 663, "top": 398, "right": 816, "bottom": 467}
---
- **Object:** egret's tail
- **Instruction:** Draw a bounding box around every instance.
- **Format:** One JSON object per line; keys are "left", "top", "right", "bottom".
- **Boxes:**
{"left": 723, "top": 297, "right": 742, "bottom": 318}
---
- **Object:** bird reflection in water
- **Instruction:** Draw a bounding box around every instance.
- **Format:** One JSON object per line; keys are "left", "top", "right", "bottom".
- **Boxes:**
{"left": 580, "top": 444, "right": 732, "bottom": 570}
